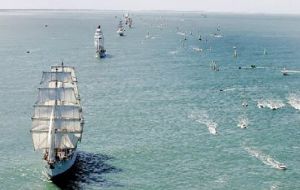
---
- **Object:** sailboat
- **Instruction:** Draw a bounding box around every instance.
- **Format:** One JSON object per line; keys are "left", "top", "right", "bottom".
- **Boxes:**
{"left": 128, "top": 17, "right": 133, "bottom": 28}
{"left": 238, "top": 117, "right": 248, "bottom": 129}
{"left": 31, "top": 62, "right": 84, "bottom": 179}
{"left": 210, "top": 60, "right": 219, "bottom": 71}
{"left": 94, "top": 25, "right": 106, "bottom": 58}
{"left": 117, "top": 20, "right": 125, "bottom": 36}
{"left": 263, "top": 48, "right": 267, "bottom": 55}
{"left": 233, "top": 46, "right": 238, "bottom": 58}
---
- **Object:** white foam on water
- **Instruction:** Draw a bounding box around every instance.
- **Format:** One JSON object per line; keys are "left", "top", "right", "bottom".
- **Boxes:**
{"left": 222, "top": 88, "right": 236, "bottom": 92}
{"left": 192, "top": 47, "right": 203, "bottom": 52}
{"left": 270, "top": 184, "right": 279, "bottom": 190}
{"left": 257, "top": 99, "right": 285, "bottom": 110}
{"left": 188, "top": 111, "right": 218, "bottom": 135}
{"left": 169, "top": 50, "right": 179, "bottom": 55}
{"left": 207, "top": 121, "right": 218, "bottom": 135}
{"left": 287, "top": 93, "right": 300, "bottom": 110}
{"left": 176, "top": 32, "right": 186, "bottom": 36}
{"left": 237, "top": 117, "right": 249, "bottom": 129}
{"left": 244, "top": 146, "right": 286, "bottom": 170}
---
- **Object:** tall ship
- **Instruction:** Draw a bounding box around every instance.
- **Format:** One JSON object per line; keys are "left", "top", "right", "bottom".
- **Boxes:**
{"left": 117, "top": 20, "right": 125, "bottom": 36}
{"left": 30, "top": 62, "right": 84, "bottom": 178}
{"left": 94, "top": 25, "right": 106, "bottom": 58}
{"left": 124, "top": 13, "right": 133, "bottom": 28}
{"left": 128, "top": 17, "right": 133, "bottom": 28}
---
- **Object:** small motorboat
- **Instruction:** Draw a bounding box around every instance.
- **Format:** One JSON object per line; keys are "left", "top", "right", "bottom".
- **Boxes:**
{"left": 238, "top": 118, "right": 248, "bottom": 129}
{"left": 276, "top": 164, "right": 287, "bottom": 170}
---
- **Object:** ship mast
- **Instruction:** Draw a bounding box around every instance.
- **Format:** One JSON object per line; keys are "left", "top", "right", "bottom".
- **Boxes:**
{"left": 47, "top": 68, "right": 58, "bottom": 163}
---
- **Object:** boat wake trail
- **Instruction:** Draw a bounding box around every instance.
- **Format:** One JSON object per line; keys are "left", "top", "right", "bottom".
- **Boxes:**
{"left": 169, "top": 50, "right": 179, "bottom": 55}
{"left": 257, "top": 99, "right": 285, "bottom": 110}
{"left": 52, "top": 151, "right": 122, "bottom": 189}
{"left": 191, "top": 47, "right": 203, "bottom": 52}
{"left": 176, "top": 32, "right": 186, "bottom": 36}
{"left": 287, "top": 93, "right": 300, "bottom": 110}
{"left": 243, "top": 146, "right": 287, "bottom": 170}
{"left": 188, "top": 111, "right": 218, "bottom": 135}
{"left": 237, "top": 116, "right": 249, "bottom": 129}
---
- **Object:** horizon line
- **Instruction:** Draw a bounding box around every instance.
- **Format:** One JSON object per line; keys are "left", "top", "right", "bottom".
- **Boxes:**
{"left": 0, "top": 9, "right": 299, "bottom": 16}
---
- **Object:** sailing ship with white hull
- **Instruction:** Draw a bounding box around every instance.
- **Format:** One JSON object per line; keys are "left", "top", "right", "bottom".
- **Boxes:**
{"left": 117, "top": 20, "right": 125, "bottom": 36}
{"left": 94, "top": 25, "right": 106, "bottom": 58}
{"left": 31, "top": 63, "right": 84, "bottom": 179}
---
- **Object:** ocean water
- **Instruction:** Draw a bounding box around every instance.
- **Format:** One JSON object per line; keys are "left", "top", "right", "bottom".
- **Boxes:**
{"left": 0, "top": 10, "right": 300, "bottom": 189}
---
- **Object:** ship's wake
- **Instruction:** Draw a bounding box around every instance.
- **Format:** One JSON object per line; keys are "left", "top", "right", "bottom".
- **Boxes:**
{"left": 287, "top": 93, "right": 300, "bottom": 110}
{"left": 257, "top": 99, "right": 285, "bottom": 110}
{"left": 244, "top": 146, "right": 286, "bottom": 170}
{"left": 52, "top": 151, "right": 122, "bottom": 189}
{"left": 189, "top": 111, "right": 218, "bottom": 135}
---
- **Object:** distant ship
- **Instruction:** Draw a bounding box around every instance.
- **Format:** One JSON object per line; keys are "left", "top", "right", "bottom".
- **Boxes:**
{"left": 31, "top": 62, "right": 84, "bottom": 179}
{"left": 128, "top": 17, "right": 133, "bottom": 28}
{"left": 233, "top": 46, "right": 238, "bottom": 58}
{"left": 94, "top": 25, "right": 106, "bottom": 58}
{"left": 124, "top": 13, "right": 132, "bottom": 28}
{"left": 117, "top": 20, "right": 125, "bottom": 36}
{"left": 238, "top": 117, "right": 248, "bottom": 129}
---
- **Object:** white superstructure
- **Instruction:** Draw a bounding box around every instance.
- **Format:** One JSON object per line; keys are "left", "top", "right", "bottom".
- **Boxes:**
{"left": 94, "top": 25, "right": 106, "bottom": 58}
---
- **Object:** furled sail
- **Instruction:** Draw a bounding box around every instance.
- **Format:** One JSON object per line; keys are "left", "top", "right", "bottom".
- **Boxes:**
{"left": 40, "top": 71, "right": 73, "bottom": 85}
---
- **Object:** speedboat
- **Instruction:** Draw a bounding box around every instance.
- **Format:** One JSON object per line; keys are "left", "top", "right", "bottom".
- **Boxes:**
{"left": 276, "top": 164, "right": 287, "bottom": 170}
{"left": 238, "top": 119, "right": 248, "bottom": 129}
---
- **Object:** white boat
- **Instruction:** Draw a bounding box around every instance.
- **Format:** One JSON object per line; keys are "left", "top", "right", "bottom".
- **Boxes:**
{"left": 198, "top": 34, "right": 202, "bottom": 41}
{"left": 257, "top": 99, "right": 284, "bottom": 110}
{"left": 124, "top": 13, "right": 129, "bottom": 24}
{"left": 275, "top": 163, "right": 287, "bottom": 170}
{"left": 208, "top": 122, "right": 218, "bottom": 135}
{"left": 212, "top": 33, "right": 223, "bottom": 38}
{"left": 208, "top": 125, "right": 217, "bottom": 135}
{"left": 263, "top": 48, "right": 267, "bottom": 55}
{"left": 210, "top": 60, "right": 219, "bottom": 71}
{"left": 145, "top": 32, "right": 150, "bottom": 39}
{"left": 128, "top": 17, "right": 133, "bottom": 28}
{"left": 238, "top": 118, "right": 248, "bottom": 129}
{"left": 94, "top": 25, "right": 106, "bottom": 58}
{"left": 233, "top": 46, "right": 238, "bottom": 58}
{"left": 124, "top": 13, "right": 133, "bottom": 28}
{"left": 281, "top": 68, "right": 300, "bottom": 76}
{"left": 192, "top": 47, "right": 203, "bottom": 52}
{"left": 117, "top": 20, "right": 125, "bottom": 36}
{"left": 31, "top": 62, "right": 84, "bottom": 179}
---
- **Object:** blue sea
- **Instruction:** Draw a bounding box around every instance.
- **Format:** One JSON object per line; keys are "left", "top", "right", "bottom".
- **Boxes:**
{"left": 0, "top": 10, "right": 300, "bottom": 189}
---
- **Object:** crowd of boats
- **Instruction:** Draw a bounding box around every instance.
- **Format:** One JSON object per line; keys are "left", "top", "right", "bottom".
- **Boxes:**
{"left": 31, "top": 12, "right": 296, "bottom": 180}
{"left": 94, "top": 13, "right": 133, "bottom": 58}
{"left": 30, "top": 13, "right": 134, "bottom": 179}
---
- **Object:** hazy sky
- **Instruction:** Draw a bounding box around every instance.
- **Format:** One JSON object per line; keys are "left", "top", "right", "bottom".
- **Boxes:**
{"left": 2, "top": 0, "right": 300, "bottom": 14}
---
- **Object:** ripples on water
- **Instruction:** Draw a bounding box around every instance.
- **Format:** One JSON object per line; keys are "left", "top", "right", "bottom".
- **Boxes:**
{"left": 188, "top": 111, "right": 218, "bottom": 135}
{"left": 243, "top": 146, "right": 286, "bottom": 170}
{"left": 52, "top": 151, "right": 122, "bottom": 190}
{"left": 287, "top": 93, "right": 300, "bottom": 110}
